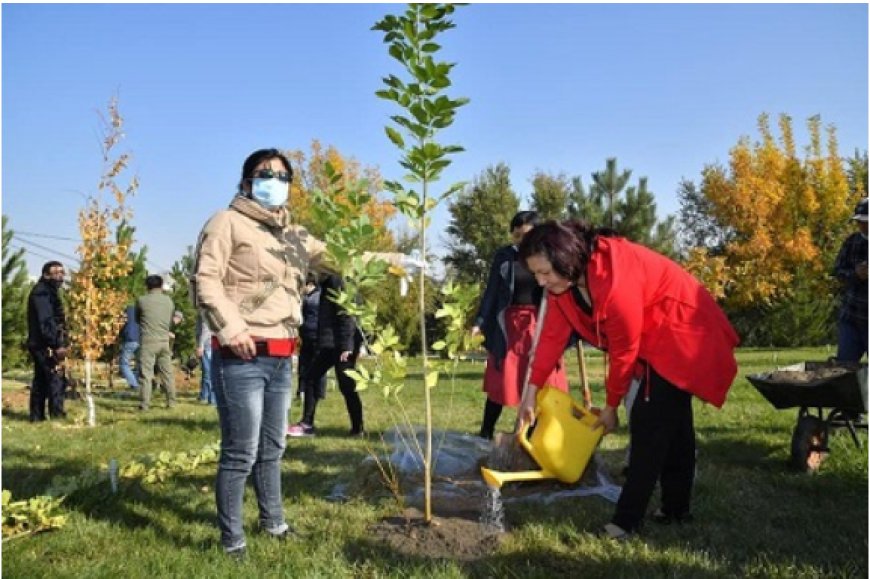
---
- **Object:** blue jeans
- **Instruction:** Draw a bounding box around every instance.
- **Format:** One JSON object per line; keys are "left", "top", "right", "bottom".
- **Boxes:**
{"left": 213, "top": 350, "right": 292, "bottom": 550}
{"left": 199, "top": 345, "right": 215, "bottom": 404}
{"left": 119, "top": 341, "right": 139, "bottom": 389}
{"left": 837, "top": 316, "right": 868, "bottom": 363}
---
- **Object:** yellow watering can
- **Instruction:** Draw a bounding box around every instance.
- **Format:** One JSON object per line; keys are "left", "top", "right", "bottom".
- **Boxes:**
{"left": 481, "top": 387, "right": 604, "bottom": 489}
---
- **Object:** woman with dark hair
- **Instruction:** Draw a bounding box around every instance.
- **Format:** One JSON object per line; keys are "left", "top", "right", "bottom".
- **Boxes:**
{"left": 195, "top": 149, "right": 306, "bottom": 558}
{"left": 195, "top": 148, "right": 414, "bottom": 558}
{"left": 194, "top": 148, "right": 305, "bottom": 558}
{"left": 471, "top": 210, "right": 568, "bottom": 440}
{"left": 517, "top": 219, "right": 739, "bottom": 540}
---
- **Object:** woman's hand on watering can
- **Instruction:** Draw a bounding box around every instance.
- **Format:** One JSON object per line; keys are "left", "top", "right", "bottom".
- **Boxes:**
{"left": 593, "top": 405, "right": 618, "bottom": 434}
{"left": 517, "top": 387, "right": 537, "bottom": 431}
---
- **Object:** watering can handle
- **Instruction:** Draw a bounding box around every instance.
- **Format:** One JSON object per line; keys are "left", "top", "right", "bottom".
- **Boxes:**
{"left": 517, "top": 416, "right": 535, "bottom": 456}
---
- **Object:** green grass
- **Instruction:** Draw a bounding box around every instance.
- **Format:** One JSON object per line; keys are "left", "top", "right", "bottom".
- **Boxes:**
{"left": 2, "top": 347, "right": 867, "bottom": 578}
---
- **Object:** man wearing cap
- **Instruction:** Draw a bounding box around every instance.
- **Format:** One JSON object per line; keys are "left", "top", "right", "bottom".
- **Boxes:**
{"left": 832, "top": 198, "right": 868, "bottom": 363}
{"left": 136, "top": 274, "right": 177, "bottom": 410}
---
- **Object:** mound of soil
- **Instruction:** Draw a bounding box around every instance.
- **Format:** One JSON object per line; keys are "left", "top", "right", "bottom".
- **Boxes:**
{"left": 367, "top": 507, "right": 503, "bottom": 561}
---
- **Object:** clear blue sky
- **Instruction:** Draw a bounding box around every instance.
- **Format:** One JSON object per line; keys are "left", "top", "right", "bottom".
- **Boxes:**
{"left": 3, "top": 3, "right": 868, "bottom": 278}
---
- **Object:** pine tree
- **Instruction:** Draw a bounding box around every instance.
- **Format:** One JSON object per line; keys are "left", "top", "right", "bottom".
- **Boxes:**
{"left": 2, "top": 215, "right": 32, "bottom": 370}
{"left": 568, "top": 159, "right": 677, "bottom": 255}
{"left": 591, "top": 158, "right": 632, "bottom": 229}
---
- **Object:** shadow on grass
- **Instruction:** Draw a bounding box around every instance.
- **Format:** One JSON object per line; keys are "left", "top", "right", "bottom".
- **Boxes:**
{"left": 342, "top": 533, "right": 728, "bottom": 578}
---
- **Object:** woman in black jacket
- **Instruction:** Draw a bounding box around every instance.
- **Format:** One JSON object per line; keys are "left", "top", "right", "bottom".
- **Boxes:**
{"left": 471, "top": 211, "right": 567, "bottom": 439}
{"left": 288, "top": 273, "right": 365, "bottom": 437}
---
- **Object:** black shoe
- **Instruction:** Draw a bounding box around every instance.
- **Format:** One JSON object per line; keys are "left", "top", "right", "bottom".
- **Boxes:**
{"left": 651, "top": 509, "right": 693, "bottom": 525}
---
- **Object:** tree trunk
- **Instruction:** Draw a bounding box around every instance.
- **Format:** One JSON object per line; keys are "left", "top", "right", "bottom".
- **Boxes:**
{"left": 85, "top": 358, "right": 96, "bottom": 427}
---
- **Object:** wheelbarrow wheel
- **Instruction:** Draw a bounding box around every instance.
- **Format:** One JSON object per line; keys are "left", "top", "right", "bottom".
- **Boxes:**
{"left": 790, "top": 415, "right": 828, "bottom": 473}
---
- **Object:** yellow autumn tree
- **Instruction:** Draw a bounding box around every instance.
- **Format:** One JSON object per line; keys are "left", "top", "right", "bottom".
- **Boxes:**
{"left": 67, "top": 97, "right": 137, "bottom": 426}
{"left": 286, "top": 140, "right": 396, "bottom": 251}
{"left": 685, "top": 113, "right": 859, "bottom": 309}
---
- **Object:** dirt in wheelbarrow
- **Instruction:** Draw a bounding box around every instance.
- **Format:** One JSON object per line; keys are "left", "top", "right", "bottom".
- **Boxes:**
{"left": 766, "top": 366, "right": 853, "bottom": 383}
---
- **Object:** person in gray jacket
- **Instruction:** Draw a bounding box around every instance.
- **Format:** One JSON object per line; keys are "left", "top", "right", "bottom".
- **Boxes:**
{"left": 136, "top": 274, "right": 176, "bottom": 411}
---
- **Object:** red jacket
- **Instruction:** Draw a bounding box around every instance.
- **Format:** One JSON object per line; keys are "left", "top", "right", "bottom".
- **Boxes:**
{"left": 529, "top": 237, "right": 740, "bottom": 408}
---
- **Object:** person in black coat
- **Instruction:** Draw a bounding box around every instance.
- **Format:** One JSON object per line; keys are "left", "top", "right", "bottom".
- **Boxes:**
{"left": 27, "top": 261, "right": 69, "bottom": 421}
{"left": 294, "top": 272, "right": 327, "bottom": 401}
{"left": 287, "top": 273, "right": 365, "bottom": 437}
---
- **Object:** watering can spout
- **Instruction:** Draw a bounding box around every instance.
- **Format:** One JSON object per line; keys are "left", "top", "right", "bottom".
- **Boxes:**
{"left": 479, "top": 387, "right": 604, "bottom": 489}
{"left": 480, "top": 466, "right": 555, "bottom": 489}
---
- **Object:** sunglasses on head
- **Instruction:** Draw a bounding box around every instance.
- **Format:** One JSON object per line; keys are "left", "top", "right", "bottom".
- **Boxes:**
{"left": 251, "top": 169, "right": 291, "bottom": 183}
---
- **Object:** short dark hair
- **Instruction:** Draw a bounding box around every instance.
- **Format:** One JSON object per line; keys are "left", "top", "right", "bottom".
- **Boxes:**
{"left": 41, "top": 261, "right": 64, "bottom": 276}
{"left": 305, "top": 272, "right": 317, "bottom": 285}
{"left": 510, "top": 210, "right": 539, "bottom": 231}
{"left": 145, "top": 275, "right": 164, "bottom": 290}
{"left": 238, "top": 148, "right": 293, "bottom": 195}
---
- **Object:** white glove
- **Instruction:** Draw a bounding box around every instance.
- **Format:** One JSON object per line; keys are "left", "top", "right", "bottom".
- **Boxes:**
{"left": 401, "top": 254, "right": 428, "bottom": 272}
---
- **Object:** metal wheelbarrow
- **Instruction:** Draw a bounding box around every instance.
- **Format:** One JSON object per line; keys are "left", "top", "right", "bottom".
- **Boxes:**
{"left": 746, "top": 360, "right": 868, "bottom": 472}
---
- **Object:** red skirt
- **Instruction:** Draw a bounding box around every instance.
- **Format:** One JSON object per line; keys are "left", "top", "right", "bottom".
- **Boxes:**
{"left": 483, "top": 304, "right": 568, "bottom": 407}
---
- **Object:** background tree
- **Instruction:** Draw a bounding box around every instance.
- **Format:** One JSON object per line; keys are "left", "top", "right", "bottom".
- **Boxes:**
{"left": 846, "top": 149, "right": 868, "bottom": 199}
{"left": 682, "top": 113, "right": 859, "bottom": 345}
{"left": 620, "top": 177, "right": 678, "bottom": 257}
{"left": 591, "top": 157, "right": 632, "bottom": 229}
{"left": 569, "top": 158, "right": 677, "bottom": 255}
{"left": 99, "top": 221, "right": 149, "bottom": 387}
{"left": 566, "top": 176, "right": 606, "bottom": 223}
{"left": 168, "top": 248, "right": 197, "bottom": 364}
{"left": 116, "top": 222, "right": 148, "bottom": 299}
{"left": 676, "top": 178, "right": 732, "bottom": 257}
{"left": 530, "top": 171, "right": 570, "bottom": 220}
{"left": 66, "top": 97, "right": 137, "bottom": 426}
{"left": 2, "top": 215, "right": 32, "bottom": 370}
{"left": 287, "top": 140, "right": 397, "bottom": 252}
{"left": 443, "top": 163, "right": 518, "bottom": 285}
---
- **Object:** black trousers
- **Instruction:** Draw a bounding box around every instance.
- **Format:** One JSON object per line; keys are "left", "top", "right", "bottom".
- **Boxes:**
{"left": 479, "top": 399, "right": 504, "bottom": 439}
{"left": 612, "top": 366, "right": 695, "bottom": 532}
{"left": 300, "top": 347, "right": 363, "bottom": 432}
{"left": 29, "top": 348, "right": 66, "bottom": 420}
{"left": 296, "top": 337, "right": 325, "bottom": 398}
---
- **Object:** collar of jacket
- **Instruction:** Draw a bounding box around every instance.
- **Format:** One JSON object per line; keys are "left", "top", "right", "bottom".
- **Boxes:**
{"left": 229, "top": 195, "right": 290, "bottom": 230}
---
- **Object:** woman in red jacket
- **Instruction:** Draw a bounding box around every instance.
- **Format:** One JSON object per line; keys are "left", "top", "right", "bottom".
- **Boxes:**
{"left": 517, "top": 220, "right": 739, "bottom": 540}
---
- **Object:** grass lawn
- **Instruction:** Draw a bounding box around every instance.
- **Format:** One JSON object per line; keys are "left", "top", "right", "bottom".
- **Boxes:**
{"left": 2, "top": 347, "right": 867, "bottom": 578}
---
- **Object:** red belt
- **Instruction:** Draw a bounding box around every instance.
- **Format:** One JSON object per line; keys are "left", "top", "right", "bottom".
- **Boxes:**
{"left": 211, "top": 336, "right": 297, "bottom": 359}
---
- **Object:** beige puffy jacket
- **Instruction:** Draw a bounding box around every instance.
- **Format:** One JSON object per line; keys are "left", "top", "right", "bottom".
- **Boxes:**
{"left": 195, "top": 195, "right": 405, "bottom": 345}
{"left": 194, "top": 196, "right": 329, "bottom": 344}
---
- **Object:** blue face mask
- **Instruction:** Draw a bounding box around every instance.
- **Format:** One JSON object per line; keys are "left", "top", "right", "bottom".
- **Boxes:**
{"left": 250, "top": 178, "right": 288, "bottom": 208}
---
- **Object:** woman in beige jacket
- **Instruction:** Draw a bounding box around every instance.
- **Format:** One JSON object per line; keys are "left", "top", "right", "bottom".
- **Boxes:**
{"left": 195, "top": 148, "right": 327, "bottom": 558}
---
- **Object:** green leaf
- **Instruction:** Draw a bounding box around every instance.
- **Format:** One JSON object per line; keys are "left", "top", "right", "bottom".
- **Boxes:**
{"left": 385, "top": 127, "right": 405, "bottom": 149}
{"left": 425, "top": 370, "right": 439, "bottom": 389}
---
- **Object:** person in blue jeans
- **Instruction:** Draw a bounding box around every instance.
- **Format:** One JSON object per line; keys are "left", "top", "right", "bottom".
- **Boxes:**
{"left": 118, "top": 304, "right": 140, "bottom": 390}
{"left": 193, "top": 149, "right": 310, "bottom": 560}
{"left": 195, "top": 312, "right": 216, "bottom": 405}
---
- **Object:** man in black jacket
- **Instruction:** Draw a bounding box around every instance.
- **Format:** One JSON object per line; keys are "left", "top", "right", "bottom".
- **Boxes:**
{"left": 27, "top": 261, "right": 69, "bottom": 421}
